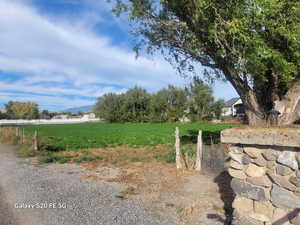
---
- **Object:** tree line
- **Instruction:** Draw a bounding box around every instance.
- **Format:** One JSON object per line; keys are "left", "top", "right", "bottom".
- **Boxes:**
{"left": 0, "top": 101, "right": 60, "bottom": 120}
{"left": 94, "top": 77, "right": 225, "bottom": 123}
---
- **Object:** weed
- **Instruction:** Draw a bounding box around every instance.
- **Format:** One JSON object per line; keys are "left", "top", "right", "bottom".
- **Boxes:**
{"left": 75, "top": 156, "right": 102, "bottom": 163}
{"left": 114, "top": 194, "right": 127, "bottom": 200}
{"left": 165, "top": 202, "right": 176, "bottom": 208}
{"left": 38, "top": 154, "right": 70, "bottom": 164}
{"left": 57, "top": 156, "right": 71, "bottom": 164}
{"left": 162, "top": 151, "right": 176, "bottom": 163}
{"left": 120, "top": 186, "right": 137, "bottom": 195}
{"left": 175, "top": 205, "right": 184, "bottom": 215}
{"left": 80, "top": 150, "right": 92, "bottom": 155}
{"left": 165, "top": 202, "right": 184, "bottom": 215}
{"left": 39, "top": 154, "right": 58, "bottom": 163}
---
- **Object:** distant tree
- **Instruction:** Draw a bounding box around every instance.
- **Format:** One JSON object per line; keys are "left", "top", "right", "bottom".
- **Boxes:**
{"left": 5, "top": 101, "right": 15, "bottom": 119}
{"left": 48, "top": 112, "right": 59, "bottom": 119}
{"left": 95, "top": 81, "right": 222, "bottom": 123}
{"left": 39, "top": 110, "right": 51, "bottom": 119}
{"left": 165, "top": 86, "right": 187, "bottom": 122}
{"left": 121, "top": 86, "right": 151, "bottom": 122}
{"left": 94, "top": 93, "right": 124, "bottom": 122}
{"left": 5, "top": 101, "right": 39, "bottom": 120}
{"left": 211, "top": 99, "right": 226, "bottom": 120}
{"left": 150, "top": 85, "right": 187, "bottom": 122}
{"left": 186, "top": 77, "right": 214, "bottom": 121}
{"left": 150, "top": 89, "right": 169, "bottom": 122}
{"left": 0, "top": 112, "right": 8, "bottom": 119}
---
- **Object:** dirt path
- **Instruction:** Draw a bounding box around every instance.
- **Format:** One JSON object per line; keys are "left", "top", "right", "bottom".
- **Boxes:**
{"left": 0, "top": 143, "right": 183, "bottom": 225}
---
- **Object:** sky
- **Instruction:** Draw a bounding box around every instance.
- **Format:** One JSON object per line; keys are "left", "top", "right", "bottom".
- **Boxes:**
{"left": 0, "top": 0, "right": 237, "bottom": 111}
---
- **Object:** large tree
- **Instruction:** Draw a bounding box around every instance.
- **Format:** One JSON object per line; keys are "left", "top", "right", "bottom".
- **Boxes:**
{"left": 112, "top": 0, "right": 300, "bottom": 126}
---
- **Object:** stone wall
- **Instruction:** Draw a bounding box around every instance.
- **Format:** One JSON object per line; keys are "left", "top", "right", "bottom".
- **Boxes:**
{"left": 221, "top": 127, "right": 300, "bottom": 225}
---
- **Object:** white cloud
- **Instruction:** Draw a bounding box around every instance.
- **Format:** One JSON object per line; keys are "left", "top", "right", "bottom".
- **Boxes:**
{"left": 0, "top": 92, "right": 95, "bottom": 111}
{"left": 0, "top": 0, "right": 237, "bottom": 110}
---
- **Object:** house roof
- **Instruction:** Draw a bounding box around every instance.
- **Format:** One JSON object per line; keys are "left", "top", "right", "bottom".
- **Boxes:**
{"left": 224, "top": 98, "right": 240, "bottom": 107}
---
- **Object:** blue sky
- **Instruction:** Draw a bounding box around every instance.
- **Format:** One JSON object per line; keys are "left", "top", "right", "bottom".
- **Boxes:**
{"left": 0, "top": 0, "right": 237, "bottom": 111}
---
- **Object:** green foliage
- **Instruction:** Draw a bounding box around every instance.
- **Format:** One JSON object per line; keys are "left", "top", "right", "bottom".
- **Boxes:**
{"left": 5, "top": 101, "right": 39, "bottom": 120}
{"left": 94, "top": 93, "right": 123, "bottom": 123}
{"left": 0, "top": 112, "right": 8, "bottom": 119}
{"left": 162, "top": 150, "right": 176, "bottom": 163}
{"left": 121, "top": 86, "right": 151, "bottom": 122}
{"left": 23, "top": 123, "right": 237, "bottom": 150}
{"left": 94, "top": 81, "right": 224, "bottom": 123}
{"left": 211, "top": 99, "right": 226, "bottom": 120}
{"left": 150, "top": 85, "right": 187, "bottom": 122}
{"left": 111, "top": 0, "right": 300, "bottom": 123}
{"left": 186, "top": 77, "right": 215, "bottom": 121}
{"left": 94, "top": 86, "right": 151, "bottom": 122}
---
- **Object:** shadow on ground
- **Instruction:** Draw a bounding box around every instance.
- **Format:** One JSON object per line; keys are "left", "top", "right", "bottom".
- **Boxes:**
{"left": 213, "top": 171, "right": 234, "bottom": 225}
{"left": 0, "top": 185, "right": 17, "bottom": 225}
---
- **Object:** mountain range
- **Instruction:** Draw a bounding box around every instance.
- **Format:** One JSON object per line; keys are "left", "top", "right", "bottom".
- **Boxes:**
{"left": 61, "top": 105, "right": 95, "bottom": 114}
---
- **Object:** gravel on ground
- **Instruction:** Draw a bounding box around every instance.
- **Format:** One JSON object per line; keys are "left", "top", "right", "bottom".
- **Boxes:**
{"left": 0, "top": 143, "right": 183, "bottom": 225}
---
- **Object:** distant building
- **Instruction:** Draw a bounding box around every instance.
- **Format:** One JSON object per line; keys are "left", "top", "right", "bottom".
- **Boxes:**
{"left": 0, "top": 109, "right": 7, "bottom": 113}
{"left": 222, "top": 98, "right": 245, "bottom": 117}
{"left": 82, "top": 113, "right": 96, "bottom": 120}
{"left": 179, "top": 116, "right": 191, "bottom": 123}
{"left": 53, "top": 114, "right": 69, "bottom": 120}
{"left": 179, "top": 108, "right": 191, "bottom": 123}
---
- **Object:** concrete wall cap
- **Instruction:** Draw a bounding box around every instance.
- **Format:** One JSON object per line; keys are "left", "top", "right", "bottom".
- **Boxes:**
{"left": 221, "top": 127, "right": 300, "bottom": 147}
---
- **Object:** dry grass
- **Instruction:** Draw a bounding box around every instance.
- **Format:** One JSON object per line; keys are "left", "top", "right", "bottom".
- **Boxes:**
{"left": 0, "top": 128, "right": 20, "bottom": 145}
{"left": 86, "top": 145, "right": 172, "bottom": 166}
{"left": 79, "top": 160, "right": 227, "bottom": 225}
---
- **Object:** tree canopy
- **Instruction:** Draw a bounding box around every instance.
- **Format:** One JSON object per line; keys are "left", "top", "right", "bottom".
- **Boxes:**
{"left": 111, "top": 0, "right": 300, "bottom": 125}
{"left": 94, "top": 81, "right": 224, "bottom": 123}
{"left": 5, "top": 101, "right": 39, "bottom": 120}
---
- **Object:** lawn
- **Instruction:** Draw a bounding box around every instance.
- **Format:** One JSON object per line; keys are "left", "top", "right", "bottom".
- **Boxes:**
{"left": 23, "top": 122, "right": 239, "bottom": 150}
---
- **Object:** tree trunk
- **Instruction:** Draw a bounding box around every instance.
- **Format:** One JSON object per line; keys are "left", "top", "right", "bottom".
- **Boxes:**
{"left": 217, "top": 56, "right": 299, "bottom": 126}
{"left": 220, "top": 64, "right": 267, "bottom": 126}
{"left": 275, "top": 78, "right": 300, "bottom": 125}
{"left": 242, "top": 90, "right": 266, "bottom": 126}
{"left": 245, "top": 110, "right": 266, "bottom": 126}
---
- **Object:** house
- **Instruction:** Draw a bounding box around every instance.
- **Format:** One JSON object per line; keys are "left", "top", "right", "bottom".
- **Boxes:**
{"left": 222, "top": 98, "right": 245, "bottom": 117}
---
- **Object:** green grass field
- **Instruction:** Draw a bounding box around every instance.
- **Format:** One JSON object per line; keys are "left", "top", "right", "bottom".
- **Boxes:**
{"left": 23, "top": 122, "right": 239, "bottom": 151}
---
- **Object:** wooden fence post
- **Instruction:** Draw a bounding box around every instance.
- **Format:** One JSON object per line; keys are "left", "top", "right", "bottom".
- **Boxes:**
{"left": 34, "top": 130, "right": 38, "bottom": 151}
{"left": 195, "top": 130, "right": 203, "bottom": 171}
{"left": 175, "top": 127, "right": 183, "bottom": 169}
{"left": 21, "top": 128, "right": 25, "bottom": 144}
